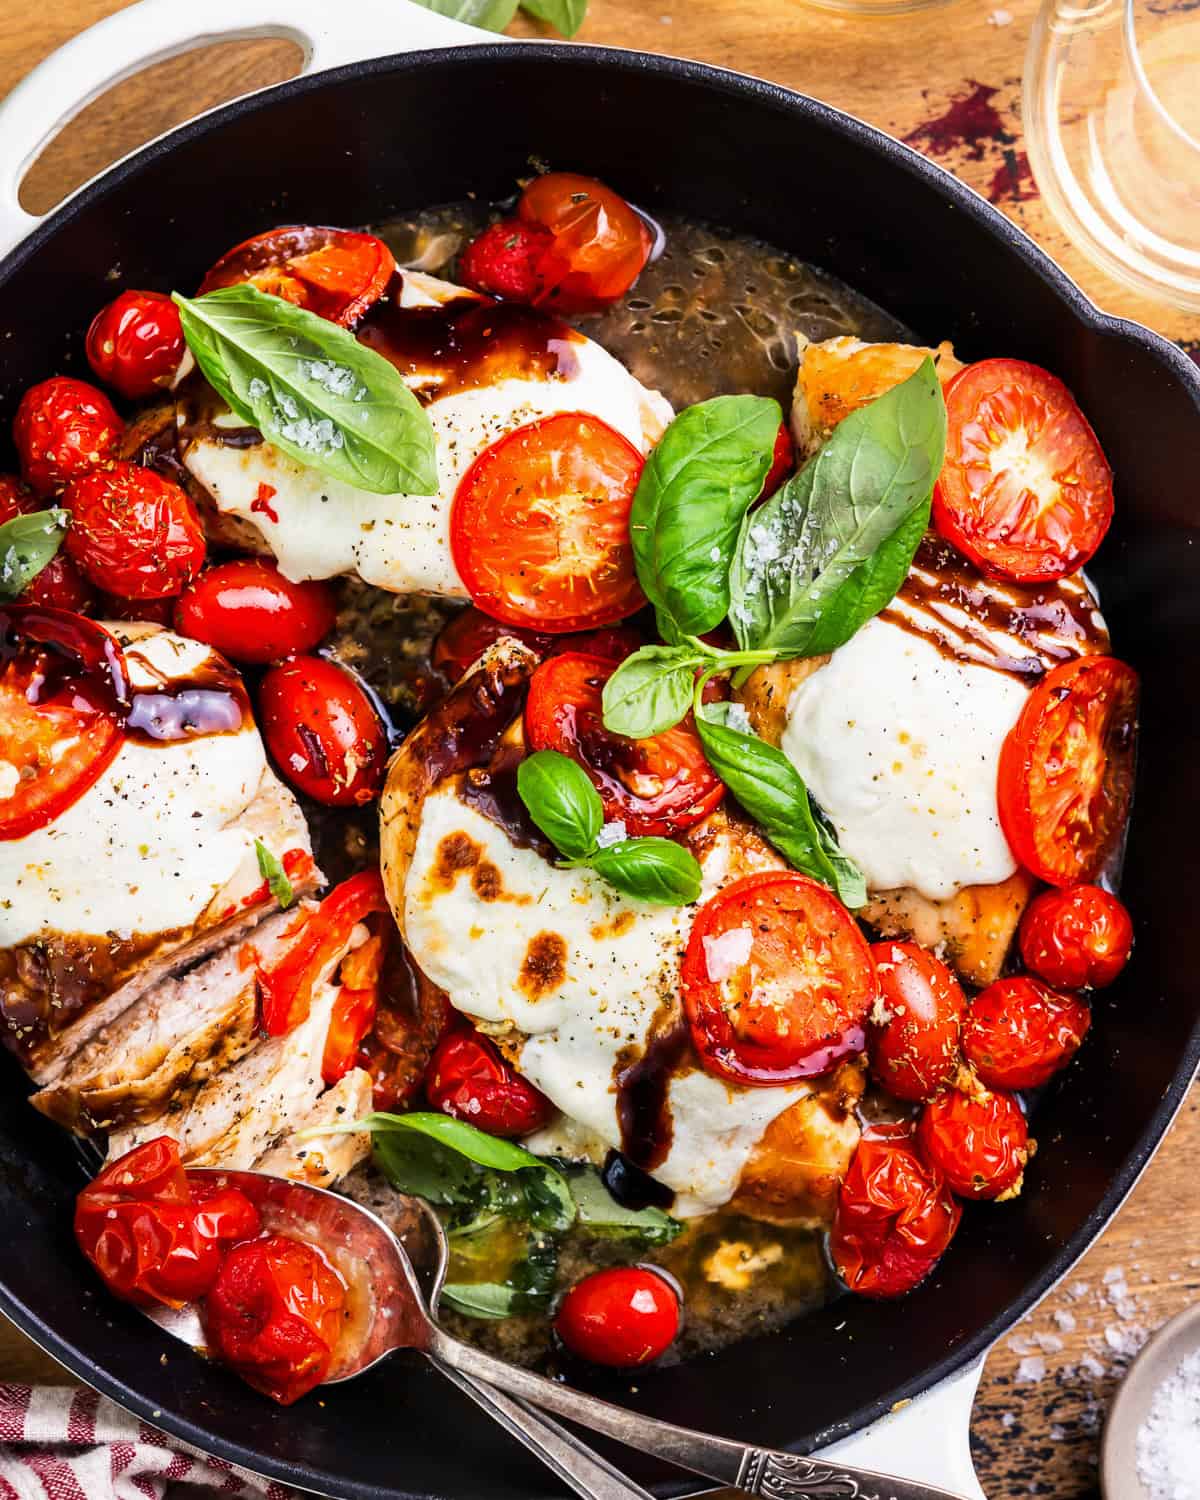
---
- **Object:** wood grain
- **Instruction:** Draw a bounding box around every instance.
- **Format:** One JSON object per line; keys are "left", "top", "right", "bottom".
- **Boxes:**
{"left": 0, "top": 4, "right": 1196, "bottom": 1496}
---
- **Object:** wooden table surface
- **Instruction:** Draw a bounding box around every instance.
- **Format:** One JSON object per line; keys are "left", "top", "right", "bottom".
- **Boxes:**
{"left": 1, "top": 2, "right": 1197, "bottom": 1496}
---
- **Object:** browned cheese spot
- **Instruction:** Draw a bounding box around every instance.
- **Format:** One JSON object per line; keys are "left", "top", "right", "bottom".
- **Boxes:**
{"left": 518, "top": 931, "right": 568, "bottom": 1000}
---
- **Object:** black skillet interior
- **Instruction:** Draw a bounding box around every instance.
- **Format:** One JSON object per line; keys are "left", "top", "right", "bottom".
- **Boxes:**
{"left": 0, "top": 43, "right": 1198, "bottom": 1500}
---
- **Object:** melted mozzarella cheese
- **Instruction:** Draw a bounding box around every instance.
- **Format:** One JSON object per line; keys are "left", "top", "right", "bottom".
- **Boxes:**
{"left": 0, "top": 630, "right": 290, "bottom": 946}
{"left": 181, "top": 272, "right": 673, "bottom": 597}
{"left": 781, "top": 617, "right": 1027, "bottom": 901}
{"left": 404, "top": 787, "right": 807, "bottom": 1215}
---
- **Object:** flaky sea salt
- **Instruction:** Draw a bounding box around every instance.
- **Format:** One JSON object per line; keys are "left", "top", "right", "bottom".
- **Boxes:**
{"left": 1016, "top": 1356, "right": 1046, "bottom": 1384}
{"left": 596, "top": 820, "right": 627, "bottom": 849}
{"left": 702, "top": 926, "right": 754, "bottom": 982}
{"left": 1135, "top": 1347, "right": 1200, "bottom": 1500}
{"left": 723, "top": 701, "right": 753, "bottom": 734}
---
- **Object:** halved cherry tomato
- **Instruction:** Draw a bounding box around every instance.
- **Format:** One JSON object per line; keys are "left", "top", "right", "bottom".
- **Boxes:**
{"left": 0, "top": 475, "right": 92, "bottom": 611}
{"left": 932, "top": 359, "right": 1113, "bottom": 583}
{"left": 204, "top": 1234, "right": 346, "bottom": 1405}
{"left": 64, "top": 463, "right": 206, "bottom": 600}
{"left": 682, "top": 871, "right": 876, "bottom": 1087}
{"left": 868, "top": 941, "right": 966, "bottom": 1102}
{"left": 525, "top": 653, "right": 723, "bottom": 837}
{"left": 175, "top": 559, "right": 337, "bottom": 665}
{"left": 961, "top": 976, "right": 1090, "bottom": 1091}
{"left": 517, "top": 173, "right": 652, "bottom": 314}
{"left": 258, "top": 655, "right": 387, "bottom": 807}
{"left": 0, "top": 606, "right": 127, "bottom": 841}
{"left": 425, "top": 1030, "right": 552, "bottom": 1137}
{"left": 555, "top": 1266, "right": 680, "bottom": 1367}
{"left": 86, "top": 290, "right": 185, "bottom": 399}
{"left": 762, "top": 421, "right": 795, "bottom": 499}
{"left": 13, "top": 377, "right": 124, "bottom": 497}
{"left": 321, "top": 920, "right": 387, "bottom": 1084}
{"left": 830, "top": 1122, "right": 961, "bottom": 1299}
{"left": 917, "top": 1086, "right": 1029, "bottom": 1200}
{"left": 432, "top": 606, "right": 641, "bottom": 684}
{"left": 199, "top": 226, "right": 395, "bottom": 327}
{"left": 1019, "top": 883, "right": 1133, "bottom": 990}
{"left": 74, "top": 1138, "right": 259, "bottom": 1309}
{"left": 451, "top": 413, "right": 645, "bottom": 633}
{"left": 458, "top": 217, "right": 556, "bottom": 303}
{"left": 998, "top": 655, "right": 1138, "bottom": 887}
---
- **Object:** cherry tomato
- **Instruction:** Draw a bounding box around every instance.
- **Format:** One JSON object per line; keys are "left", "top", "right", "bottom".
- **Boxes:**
{"left": 175, "top": 559, "right": 337, "bottom": 665}
{"left": 458, "top": 217, "right": 556, "bottom": 302}
{"left": 199, "top": 225, "right": 395, "bottom": 327}
{"left": 868, "top": 941, "right": 966, "bottom": 1102}
{"left": 762, "top": 422, "right": 795, "bottom": 499}
{"left": 322, "top": 986, "right": 378, "bottom": 1086}
{"left": 998, "top": 655, "right": 1138, "bottom": 887}
{"left": 99, "top": 593, "right": 177, "bottom": 626}
{"left": 555, "top": 1266, "right": 680, "bottom": 1367}
{"left": 85, "top": 290, "right": 185, "bottom": 399}
{"left": 74, "top": 1138, "right": 259, "bottom": 1309}
{"left": 204, "top": 1234, "right": 346, "bottom": 1405}
{"left": 64, "top": 463, "right": 206, "bottom": 600}
{"left": 961, "top": 975, "right": 1090, "bottom": 1091}
{"left": 432, "top": 606, "right": 641, "bottom": 684}
{"left": 0, "top": 606, "right": 127, "bottom": 840}
{"left": 354, "top": 937, "right": 454, "bottom": 1112}
{"left": 932, "top": 359, "right": 1113, "bottom": 583}
{"left": 917, "top": 1086, "right": 1030, "bottom": 1200}
{"left": 682, "top": 871, "right": 876, "bottom": 1087}
{"left": 0, "top": 475, "right": 92, "bottom": 611}
{"left": 13, "top": 377, "right": 124, "bottom": 498}
{"left": 517, "top": 173, "right": 652, "bottom": 314}
{"left": 1019, "top": 884, "right": 1133, "bottom": 990}
{"left": 525, "top": 653, "right": 723, "bottom": 837}
{"left": 830, "top": 1122, "right": 961, "bottom": 1298}
{"left": 258, "top": 655, "right": 387, "bottom": 808}
{"left": 425, "top": 1030, "right": 553, "bottom": 1137}
{"left": 451, "top": 413, "right": 645, "bottom": 633}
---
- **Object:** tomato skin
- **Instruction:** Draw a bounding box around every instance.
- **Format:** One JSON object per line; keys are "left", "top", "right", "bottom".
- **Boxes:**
{"left": 555, "top": 1266, "right": 680, "bottom": 1367}
{"left": 425, "top": 1030, "right": 553, "bottom": 1137}
{"left": 204, "top": 1234, "right": 346, "bottom": 1405}
{"left": 0, "top": 475, "right": 93, "bottom": 611}
{"left": 459, "top": 217, "right": 557, "bottom": 302}
{"left": 762, "top": 422, "right": 795, "bottom": 499}
{"left": 868, "top": 941, "right": 966, "bottom": 1102}
{"left": 1019, "top": 884, "right": 1133, "bottom": 990}
{"left": 998, "top": 655, "right": 1138, "bottom": 887}
{"left": 200, "top": 225, "right": 395, "bottom": 327}
{"left": 682, "top": 871, "right": 876, "bottom": 1087}
{"left": 917, "top": 1086, "right": 1030, "bottom": 1201}
{"left": 961, "top": 976, "right": 1090, "bottom": 1091}
{"left": 830, "top": 1122, "right": 961, "bottom": 1299}
{"left": 99, "top": 592, "right": 177, "bottom": 626}
{"left": 258, "top": 655, "right": 387, "bottom": 808}
{"left": 64, "top": 463, "right": 206, "bottom": 600}
{"left": 14, "top": 377, "right": 124, "bottom": 497}
{"left": 86, "top": 290, "right": 184, "bottom": 399}
{"left": 175, "top": 560, "right": 337, "bottom": 665}
{"left": 518, "top": 174, "right": 652, "bottom": 314}
{"left": 432, "top": 606, "right": 640, "bottom": 684}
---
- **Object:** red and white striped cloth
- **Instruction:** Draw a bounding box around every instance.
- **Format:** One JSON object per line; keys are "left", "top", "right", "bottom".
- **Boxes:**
{"left": 0, "top": 1386, "right": 296, "bottom": 1500}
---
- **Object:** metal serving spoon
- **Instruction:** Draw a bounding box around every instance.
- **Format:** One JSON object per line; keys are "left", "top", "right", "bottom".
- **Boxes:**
{"left": 149, "top": 1169, "right": 970, "bottom": 1500}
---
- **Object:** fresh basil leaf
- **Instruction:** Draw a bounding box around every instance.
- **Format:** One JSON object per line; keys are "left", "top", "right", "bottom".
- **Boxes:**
{"left": 729, "top": 360, "right": 945, "bottom": 658}
{"left": 173, "top": 286, "right": 438, "bottom": 497}
{"left": 443, "top": 1234, "right": 558, "bottom": 1320}
{"left": 694, "top": 707, "right": 865, "bottom": 908}
{"left": 253, "top": 839, "right": 294, "bottom": 910}
{"left": 517, "top": 749, "right": 603, "bottom": 860}
{"left": 601, "top": 644, "right": 701, "bottom": 738}
{"left": 588, "top": 838, "right": 702, "bottom": 905}
{"left": 813, "top": 812, "right": 869, "bottom": 911}
{"left": 566, "top": 1167, "right": 683, "bottom": 1245}
{"left": 520, "top": 0, "right": 587, "bottom": 34}
{"left": 358, "top": 1111, "right": 546, "bottom": 1172}
{"left": 630, "top": 395, "right": 781, "bottom": 638}
{"left": 519, "top": 1164, "right": 577, "bottom": 1234}
{"left": 409, "top": 0, "right": 519, "bottom": 26}
{"left": 372, "top": 1130, "right": 483, "bottom": 1210}
{"left": 0, "top": 508, "right": 67, "bottom": 603}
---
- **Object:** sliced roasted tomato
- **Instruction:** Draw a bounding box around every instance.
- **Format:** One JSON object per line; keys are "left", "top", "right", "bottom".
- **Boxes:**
{"left": 525, "top": 652, "right": 723, "bottom": 836}
{"left": 998, "top": 655, "right": 1138, "bottom": 886}
{"left": 0, "top": 606, "right": 127, "bottom": 841}
{"left": 199, "top": 226, "right": 396, "bottom": 327}
{"left": 450, "top": 413, "right": 646, "bottom": 633}
{"left": 681, "top": 871, "right": 876, "bottom": 1087}
{"left": 517, "top": 173, "right": 653, "bottom": 314}
{"left": 933, "top": 359, "right": 1114, "bottom": 582}
{"left": 432, "top": 606, "right": 641, "bottom": 684}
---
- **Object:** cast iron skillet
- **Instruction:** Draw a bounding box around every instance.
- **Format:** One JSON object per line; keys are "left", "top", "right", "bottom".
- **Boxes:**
{"left": 0, "top": 41, "right": 1197, "bottom": 1500}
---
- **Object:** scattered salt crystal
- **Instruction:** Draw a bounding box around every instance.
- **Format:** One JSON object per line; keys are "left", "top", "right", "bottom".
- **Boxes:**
{"left": 1104, "top": 1324, "right": 1147, "bottom": 1360}
{"left": 987, "top": 7, "right": 1013, "bottom": 22}
{"left": 1103, "top": 1267, "right": 1125, "bottom": 1285}
{"left": 723, "top": 702, "right": 753, "bottom": 734}
{"left": 1070, "top": 1281, "right": 1091, "bottom": 1300}
{"left": 1008, "top": 1333, "right": 1037, "bottom": 1357}
{"left": 1015, "top": 1356, "right": 1046, "bottom": 1384}
{"left": 1049, "top": 1425, "right": 1066, "bottom": 1442}
{"left": 1054, "top": 1309, "right": 1077, "bottom": 1334}
{"left": 303, "top": 359, "right": 362, "bottom": 398}
{"left": 248, "top": 376, "right": 269, "bottom": 400}
{"left": 595, "top": 820, "right": 627, "bottom": 849}
{"left": 1080, "top": 1354, "right": 1106, "bottom": 1378}
{"left": 1000, "top": 1412, "right": 1016, "bottom": 1430}
{"left": 1136, "top": 1347, "right": 1200, "bottom": 1500}
{"left": 709, "top": 545, "right": 721, "bottom": 562}
{"left": 278, "top": 416, "right": 344, "bottom": 455}
{"left": 277, "top": 392, "right": 300, "bottom": 420}
{"left": 1033, "top": 1332, "right": 1064, "bottom": 1354}
{"left": 702, "top": 926, "right": 754, "bottom": 982}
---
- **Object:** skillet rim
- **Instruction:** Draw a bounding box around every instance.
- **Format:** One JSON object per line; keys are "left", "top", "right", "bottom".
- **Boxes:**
{"left": 1, "top": 40, "right": 1198, "bottom": 1496}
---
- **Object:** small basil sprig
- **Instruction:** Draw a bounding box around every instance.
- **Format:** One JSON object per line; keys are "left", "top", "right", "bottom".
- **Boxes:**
{"left": 0, "top": 508, "right": 67, "bottom": 603}
{"left": 516, "top": 750, "right": 701, "bottom": 905}
{"left": 410, "top": 0, "right": 587, "bottom": 37}
{"left": 173, "top": 285, "right": 438, "bottom": 497}
{"left": 254, "top": 839, "right": 295, "bottom": 910}
{"left": 601, "top": 637, "right": 774, "bottom": 739}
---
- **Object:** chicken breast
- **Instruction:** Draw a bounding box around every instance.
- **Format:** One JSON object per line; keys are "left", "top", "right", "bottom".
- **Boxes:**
{"left": 252, "top": 1068, "right": 372, "bottom": 1186}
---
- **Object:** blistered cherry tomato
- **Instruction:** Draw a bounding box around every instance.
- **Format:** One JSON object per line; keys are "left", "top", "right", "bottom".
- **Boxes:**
{"left": 64, "top": 463, "right": 205, "bottom": 600}
{"left": 998, "top": 655, "right": 1138, "bottom": 887}
{"left": 517, "top": 173, "right": 652, "bottom": 314}
{"left": 961, "top": 976, "right": 1090, "bottom": 1091}
{"left": 258, "top": 655, "right": 387, "bottom": 808}
{"left": 98, "top": 593, "right": 176, "bottom": 626}
{"left": 1019, "top": 884, "right": 1133, "bottom": 990}
{"left": 86, "top": 290, "right": 185, "bottom": 400}
{"left": 762, "top": 422, "right": 794, "bottom": 498}
{"left": 830, "top": 1122, "right": 961, "bottom": 1299}
{"left": 359, "top": 940, "right": 454, "bottom": 1112}
{"left": 425, "top": 1030, "right": 552, "bottom": 1137}
{"left": 204, "top": 1234, "right": 346, "bottom": 1405}
{"left": 432, "top": 606, "right": 640, "bottom": 684}
{"left": 0, "top": 475, "right": 92, "bottom": 611}
{"left": 917, "top": 1086, "right": 1030, "bottom": 1200}
{"left": 175, "top": 559, "right": 337, "bottom": 665}
{"left": 868, "top": 941, "right": 966, "bottom": 1102}
{"left": 200, "top": 226, "right": 395, "bottom": 327}
{"left": 555, "top": 1266, "right": 680, "bottom": 1367}
{"left": 458, "top": 217, "right": 556, "bottom": 302}
{"left": 13, "top": 377, "right": 124, "bottom": 497}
